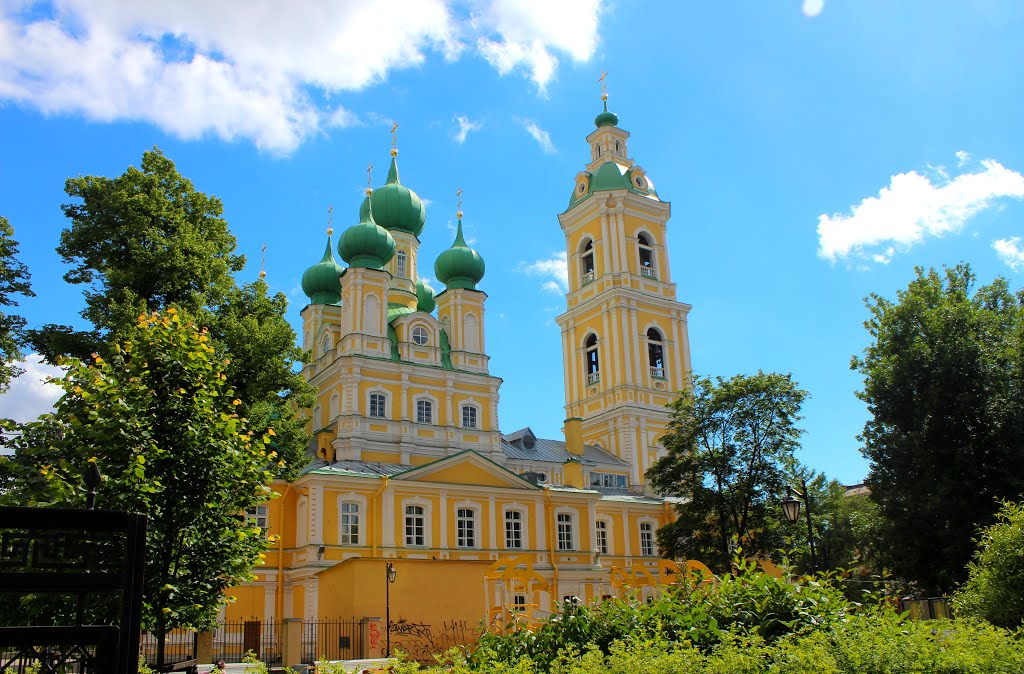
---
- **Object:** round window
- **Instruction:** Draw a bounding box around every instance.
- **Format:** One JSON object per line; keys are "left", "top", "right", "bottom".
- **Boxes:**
{"left": 412, "top": 326, "right": 429, "bottom": 345}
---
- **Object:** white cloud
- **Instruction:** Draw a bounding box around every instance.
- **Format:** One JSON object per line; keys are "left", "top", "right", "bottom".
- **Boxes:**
{"left": 993, "top": 237, "right": 1024, "bottom": 272}
{"left": 0, "top": 1, "right": 601, "bottom": 154}
{"left": 802, "top": 0, "right": 825, "bottom": 17}
{"left": 516, "top": 117, "right": 555, "bottom": 154}
{"left": 0, "top": 354, "right": 65, "bottom": 423}
{"left": 453, "top": 115, "right": 482, "bottom": 144}
{"left": 817, "top": 154, "right": 1024, "bottom": 264}
{"left": 475, "top": 0, "right": 600, "bottom": 93}
{"left": 519, "top": 251, "right": 568, "bottom": 293}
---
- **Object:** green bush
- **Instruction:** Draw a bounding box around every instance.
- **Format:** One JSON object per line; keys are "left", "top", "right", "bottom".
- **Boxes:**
{"left": 452, "top": 562, "right": 1024, "bottom": 674}
{"left": 952, "top": 500, "right": 1024, "bottom": 629}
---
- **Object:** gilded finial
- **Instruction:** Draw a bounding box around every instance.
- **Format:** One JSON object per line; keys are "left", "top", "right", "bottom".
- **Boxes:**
{"left": 390, "top": 122, "right": 398, "bottom": 157}
{"left": 366, "top": 163, "right": 374, "bottom": 197}
{"left": 598, "top": 71, "right": 609, "bottom": 102}
{"left": 456, "top": 187, "right": 463, "bottom": 220}
{"left": 259, "top": 243, "right": 267, "bottom": 280}
{"left": 327, "top": 204, "right": 333, "bottom": 236}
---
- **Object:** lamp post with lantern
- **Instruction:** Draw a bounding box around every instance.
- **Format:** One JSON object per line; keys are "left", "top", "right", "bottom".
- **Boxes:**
{"left": 385, "top": 562, "right": 397, "bottom": 656}
{"left": 781, "top": 481, "right": 817, "bottom": 573}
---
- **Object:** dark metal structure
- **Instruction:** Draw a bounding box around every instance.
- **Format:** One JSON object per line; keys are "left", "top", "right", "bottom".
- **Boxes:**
{"left": 0, "top": 506, "right": 147, "bottom": 673}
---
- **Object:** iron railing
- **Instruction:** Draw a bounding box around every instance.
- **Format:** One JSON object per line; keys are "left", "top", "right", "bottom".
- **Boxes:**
{"left": 302, "top": 618, "right": 363, "bottom": 664}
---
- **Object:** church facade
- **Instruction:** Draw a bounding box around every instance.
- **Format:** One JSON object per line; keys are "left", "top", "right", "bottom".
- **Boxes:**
{"left": 228, "top": 96, "right": 696, "bottom": 653}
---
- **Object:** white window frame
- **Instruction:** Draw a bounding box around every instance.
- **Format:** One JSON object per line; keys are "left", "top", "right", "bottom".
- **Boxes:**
{"left": 513, "top": 594, "right": 527, "bottom": 612}
{"left": 639, "top": 519, "right": 658, "bottom": 557}
{"left": 411, "top": 325, "right": 430, "bottom": 345}
{"left": 402, "top": 497, "right": 432, "bottom": 548}
{"left": 320, "top": 333, "right": 332, "bottom": 358}
{"left": 368, "top": 390, "right": 389, "bottom": 419}
{"left": 595, "top": 518, "right": 611, "bottom": 555}
{"left": 504, "top": 507, "right": 526, "bottom": 550}
{"left": 396, "top": 249, "right": 407, "bottom": 278}
{"left": 555, "top": 508, "right": 577, "bottom": 551}
{"left": 455, "top": 503, "right": 479, "bottom": 549}
{"left": 337, "top": 492, "right": 367, "bottom": 546}
{"left": 415, "top": 398, "right": 433, "bottom": 424}
{"left": 246, "top": 505, "right": 269, "bottom": 538}
{"left": 461, "top": 403, "right": 479, "bottom": 430}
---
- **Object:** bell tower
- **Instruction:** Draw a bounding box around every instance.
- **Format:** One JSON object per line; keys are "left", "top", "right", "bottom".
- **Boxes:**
{"left": 556, "top": 83, "right": 693, "bottom": 490}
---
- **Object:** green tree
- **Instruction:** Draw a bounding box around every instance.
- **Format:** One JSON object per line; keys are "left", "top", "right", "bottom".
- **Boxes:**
{"left": 27, "top": 148, "right": 312, "bottom": 478}
{"left": 647, "top": 371, "right": 808, "bottom": 572}
{"left": 0, "top": 216, "right": 34, "bottom": 393}
{"left": 0, "top": 310, "right": 274, "bottom": 667}
{"left": 776, "top": 466, "right": 884, "bottom": 579}
{"left": 952, "top": 500, "right": 1024, "bottom": 629}
{"left": 853, "top": 264, "right": 1024, "bottom": 592}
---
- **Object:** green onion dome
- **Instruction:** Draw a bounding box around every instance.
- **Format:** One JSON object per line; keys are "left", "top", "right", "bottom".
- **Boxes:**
{"left": 301, "top": 230, "right": 345, "bottom": 304}
{"left": 338, "top": 190, "right": 397, "bottom": 269}
{"left": 434, "top": 217, "right": 485, "bottom": 290}
{"left": 415, "top": 278, "right": 436, "bottom": 313}
{"left": 368, "top": 154, "right": 426, "bottom": 237}
{"left": 595, "top": 99, "right": 618, "bottom": 128}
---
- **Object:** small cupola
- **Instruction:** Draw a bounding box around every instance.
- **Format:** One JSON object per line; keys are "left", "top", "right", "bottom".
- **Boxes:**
{"left": 301, "top": 229, "right": 345, "bottom": 305}
{"left": 338, "top": 187, "right": 397, "bottom": 270}
{"left": 434, "top": 198, "right": 485, "bottom": 291}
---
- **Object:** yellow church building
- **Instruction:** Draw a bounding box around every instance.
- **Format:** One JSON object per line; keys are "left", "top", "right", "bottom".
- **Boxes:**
{"left": 226, "top": 93, "right": 697, "bottom": 660}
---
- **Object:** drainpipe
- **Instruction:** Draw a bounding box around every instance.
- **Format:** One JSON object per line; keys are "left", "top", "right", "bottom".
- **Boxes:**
{"left": 372, "top": 476, "right": 389, "bottom": 558}
{"left": 544, "top": 487, "right": 559, "bottom": 608}
{"left": 275, "top": 484, "right": 292, "bottom": 622}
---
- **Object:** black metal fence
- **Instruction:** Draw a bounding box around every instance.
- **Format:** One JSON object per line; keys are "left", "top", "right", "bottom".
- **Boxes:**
{"left": 214, "top": 620, "right": 281, "bottom": 666}
{"left": 139, "top": 629, "right": 196, "bottom": 669}
{"left": 302, "top": 619, "right": 363, "bottom": 664}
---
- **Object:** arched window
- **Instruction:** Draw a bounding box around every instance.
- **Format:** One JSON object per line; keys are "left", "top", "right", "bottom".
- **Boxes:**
{"left": 637, "top": 234, "right": 655, "bottom": 277}
{"left": 396, "top": 250, "right": 407, "bottom": 278}
{"left": 369, "top": 392, "right": 387, "bottom": 418}
{"left": 614, "top": 140, "right": 621, "bottom": 155}
{"left": 581, "top": 240, "right": 595, "bottom": 285}
{"left": 320, "top": 334, "right": 331, "bottom": 358}
{"left": 416, "top": 399, "right": 432, "bottom": 424}
{"left": 585, "top": 334, "right": 600, "bottom": 385}
{"left": 647, "top": 328, "right": 665, "bottom": 379}
{"left": 461, "top": 404, "right": 478, "bottom": 429}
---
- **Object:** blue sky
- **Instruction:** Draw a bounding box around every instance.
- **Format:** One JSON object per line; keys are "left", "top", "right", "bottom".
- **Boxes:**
{"left": 2, "top": 1, "right": 1023, "bottom": 484}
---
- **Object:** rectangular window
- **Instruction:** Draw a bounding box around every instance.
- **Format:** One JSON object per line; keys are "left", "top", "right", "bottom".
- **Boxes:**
{"left": 461, "top": 405, "right": 478, "bottom": 429}
{"left": 396, "top": 250, "right": 407, "bottom": 278}
{"left": 640, "top": 522, "right": 655, "bottom": 556}
{"left": 595, "top": 520, "right": 608, "bottom": 555}
{"left": 457, "top": 508, "right": 476, "bottom": 548}
{"left": 405, "top": 505, "right": 425, "bottom": 547}
{"left": 513, "top": 594, "right": 527, "bottom": 612}
{"left": 505, "top": 510, "right": 523, "bottom": 549}
{"left": 246, "top": 505, "right": 268, "bottom": 537}
{"left": 340, "top": 502, "right": 360, "bottom": 545}
{"left": 416, "top": 399, "right": 432, "bottom": 424}
{"left": 557, "top": 513, "right": 574, "bottom": 551}
{"left": 590, "top": 473, "right": 628, "bottom": 489}
{"left": 369, "top": 393, "right": 387, "bottom": 418}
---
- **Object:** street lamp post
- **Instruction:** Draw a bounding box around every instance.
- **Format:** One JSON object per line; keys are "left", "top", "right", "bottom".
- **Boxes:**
{"left": 781, "top": 480, "right": 817, "bottom": 573}
{"left": 385, "top": 562, "right": 397, "bottom": 656}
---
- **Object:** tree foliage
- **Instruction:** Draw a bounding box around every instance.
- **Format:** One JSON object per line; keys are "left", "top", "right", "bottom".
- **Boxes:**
{"left": 0, "top": 311, "right": 274, "bottom": 657}
{"left": 26, "top": 148, "right": 312, "bottom": 478}
{"left": 0, "top": 216, "right": 34, "bottom": 392}
{"left": 952, "top": 500, "right": 1024, "bottom": 629}
{"left": 853, "top": 264, "right": 1024, "bottom": 592}
{"left": 647, "top": 372, "right": 808, "bottom": 572}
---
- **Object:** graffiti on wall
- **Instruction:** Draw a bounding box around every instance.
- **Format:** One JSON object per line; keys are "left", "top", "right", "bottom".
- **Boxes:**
{"left": 387, "top": 617, "right": 478, "bottom": 662}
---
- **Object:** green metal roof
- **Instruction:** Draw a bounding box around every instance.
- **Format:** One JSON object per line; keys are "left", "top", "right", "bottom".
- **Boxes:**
{"left": 368, "top": 157, "right": 426, "bottom": 237}
{"left": 338, "top": 200, "right": 396, "bottom": 269}
{"left": 300, "top": 234, "right": 344, "bottom": 305}
{"left": 434, "top": 219, "right": 485, "bottom": 290}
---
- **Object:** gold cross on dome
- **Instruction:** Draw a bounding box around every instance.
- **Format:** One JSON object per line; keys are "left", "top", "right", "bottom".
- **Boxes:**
{"left": 327, "top": 204, "right": 333, "bottom": 233}
{"left": 598, "top": 71, "right": 608, "bottom": 97}
{"left": 260, "top": 243, "right": 267, "bottom": 278}
{"left": 366, "top": 163, "right": 373, "bottom": 188}
{"left": 456, "top": 187, "right": 463, "bottom": 212}
{"left": 390, "top": 122, "right": 398, "bottom": 149}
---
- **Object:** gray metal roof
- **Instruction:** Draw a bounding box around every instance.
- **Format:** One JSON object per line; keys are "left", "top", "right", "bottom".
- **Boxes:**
{"left": 501, "top": 427, "right": 629, "bottom": 468}
{"left": 304, "top": 459, "right": 406, "bottom": 477}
